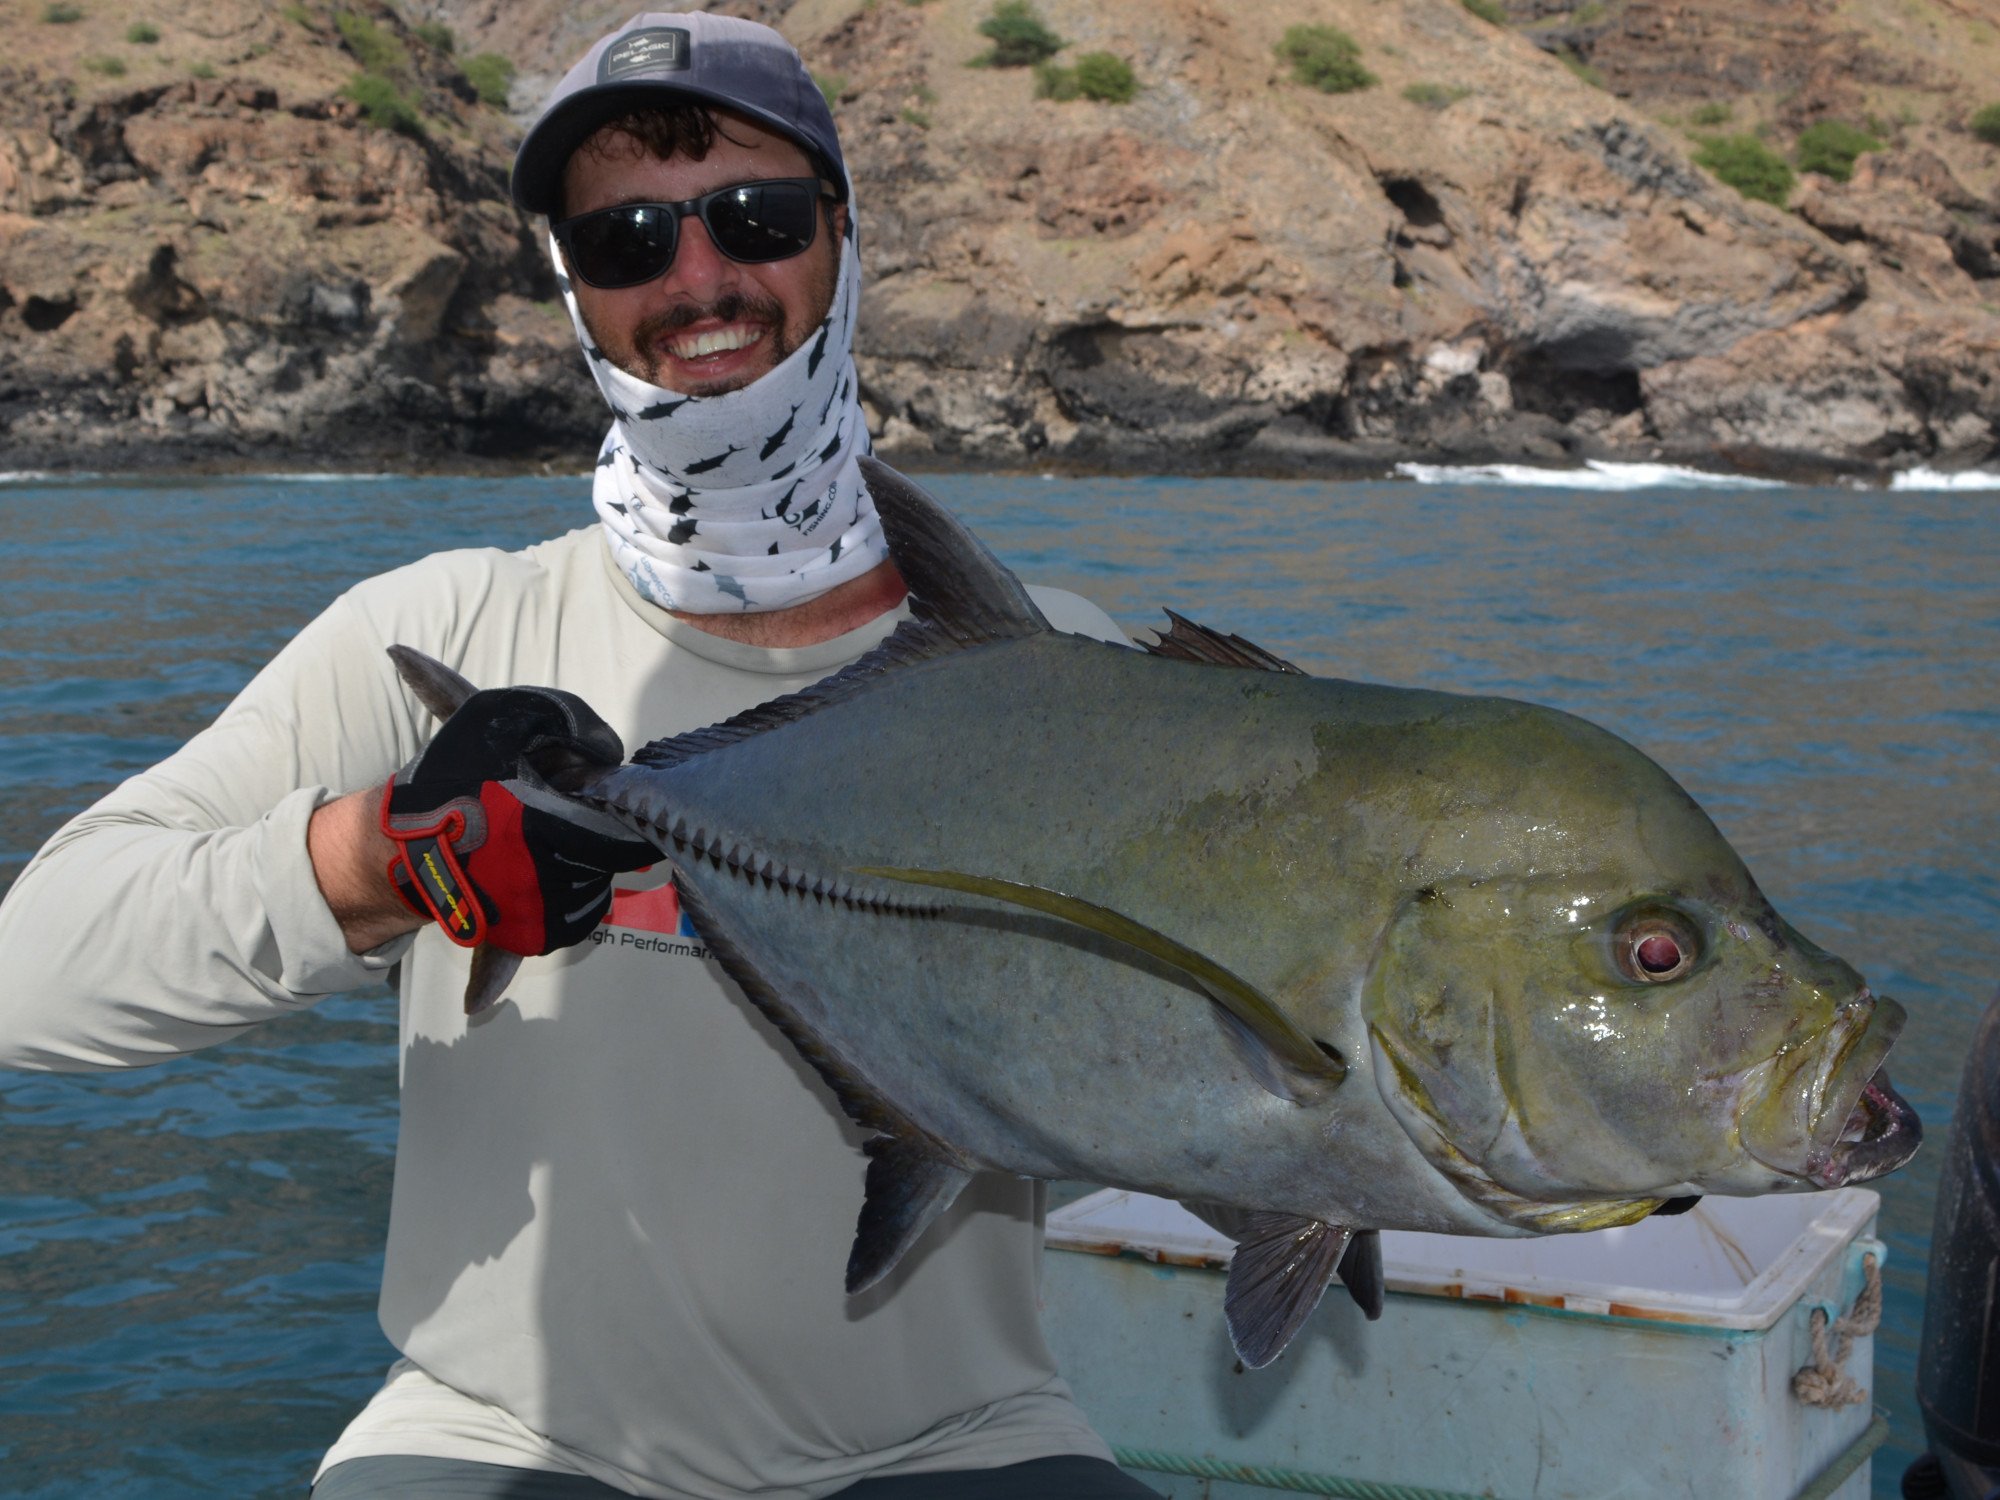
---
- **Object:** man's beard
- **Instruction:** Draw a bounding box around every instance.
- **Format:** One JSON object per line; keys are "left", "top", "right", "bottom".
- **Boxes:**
{"left": 582, "top": 285, "right": 813, "bottom": 398}
{"left": 637, "top": 289, "right": 794, "bottom": 395}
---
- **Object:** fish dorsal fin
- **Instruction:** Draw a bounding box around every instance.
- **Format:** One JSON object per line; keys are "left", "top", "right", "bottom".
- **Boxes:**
{"left": 853, "top": 866, "right": 1344, "bottom": 1102}
{"left": 1142, "top": 611, "right": 1306, "bottom": 674}
{"left": 858, "top": 456, "right": 1050, "bottom": 644}
{"left": 620, "top": 464, "right": 1041, "bottom": 776}
{"left": 1337, "top": 1228, "right": 1384, "bottom": 1321}
{"left": 670, "top": 865, "right": 981, "bottom": 1294}
{"left": 626, "top": 620, "right": 962, "bottom": 773}
{"left": 1224, "top": 1213, "right": 1350, "bottom": 1367}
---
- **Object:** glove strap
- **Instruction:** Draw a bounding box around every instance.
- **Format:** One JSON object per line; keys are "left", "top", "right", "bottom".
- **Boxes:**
{"left": 379, "top": 783, "right": 487, "bottom": 948}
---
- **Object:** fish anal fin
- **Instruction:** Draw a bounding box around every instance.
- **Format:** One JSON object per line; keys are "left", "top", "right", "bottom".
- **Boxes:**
{"left": 1337, "top": 1227, "right": 1384, "bottom": 1321}
{"left": 671, "top": 870, "right": 981, "bottom": 1294}
{"left": 1142, "top": 611, "right": 1306, "bottom": 675}
{"left": 847, "top": 1134, "right": 975, "bottom": 1294}
{"left": 388, "top": 645, "right": 479, "bottom": 720}
{"left": 1224, "top": 1213, "right": 1351, "bottom": 1368}
{"left": 855, "top": 865, "right": 1344, "bottom": 1103}
{"left": 673, "top": 870, "right": 905, "bottom": 1136}
{"left": 464, "top": 944, "right": 522, "bottom": 1016}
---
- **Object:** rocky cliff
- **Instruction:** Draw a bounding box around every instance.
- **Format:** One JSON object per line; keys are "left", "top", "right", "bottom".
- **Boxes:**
{"left": 5, "top": 0, "right": 2000, "bottom": 476}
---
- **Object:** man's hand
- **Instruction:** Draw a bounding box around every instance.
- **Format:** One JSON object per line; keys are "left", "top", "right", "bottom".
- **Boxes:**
{"left": 310, "top": 685, "right": 657, "bottom": 957}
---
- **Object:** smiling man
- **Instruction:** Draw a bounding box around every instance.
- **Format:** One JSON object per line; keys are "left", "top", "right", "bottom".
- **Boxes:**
{"left": 0, "top": 11, "right": 1154, "bottom": 1500}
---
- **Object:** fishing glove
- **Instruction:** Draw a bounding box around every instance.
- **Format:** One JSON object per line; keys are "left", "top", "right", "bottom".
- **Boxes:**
{"left": 379, "top": 684, "right": 658, "bottom": 956}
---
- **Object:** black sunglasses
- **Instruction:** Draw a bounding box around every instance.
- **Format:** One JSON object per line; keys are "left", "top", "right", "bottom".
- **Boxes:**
{"left": 552, "top": 177, "right": 839, "bottom": 290}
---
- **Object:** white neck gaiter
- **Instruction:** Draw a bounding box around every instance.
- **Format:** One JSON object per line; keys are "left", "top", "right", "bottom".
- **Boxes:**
{"left": 555, "top": 213, "right": 885, "bottom": 614}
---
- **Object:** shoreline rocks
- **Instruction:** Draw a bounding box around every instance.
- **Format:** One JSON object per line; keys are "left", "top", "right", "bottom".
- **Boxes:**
{"left": 4, "top": 0, "right": 2000, "bottom": 480}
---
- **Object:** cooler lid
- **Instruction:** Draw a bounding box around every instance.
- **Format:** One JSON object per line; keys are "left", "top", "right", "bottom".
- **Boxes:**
{"left": 1045, "top": 1188, "right": 1881, "bottom": 1331}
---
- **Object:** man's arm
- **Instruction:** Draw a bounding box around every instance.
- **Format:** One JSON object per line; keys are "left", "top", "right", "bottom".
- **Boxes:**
{"left": 309, "top": 789, "right": 428, "bottom": 954}
{"left": 0, "top": 586, "right": 426, "bottom": 1070}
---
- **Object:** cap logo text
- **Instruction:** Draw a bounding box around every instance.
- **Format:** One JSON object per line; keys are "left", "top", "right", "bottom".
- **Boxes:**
{"left": 600, "top": 27, "right": 691, "bottom": 81}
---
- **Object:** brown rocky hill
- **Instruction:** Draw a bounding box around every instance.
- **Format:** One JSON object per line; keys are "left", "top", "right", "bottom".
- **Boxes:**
{"left": 6, "top": 0, "right": 2000, "bottom": 475}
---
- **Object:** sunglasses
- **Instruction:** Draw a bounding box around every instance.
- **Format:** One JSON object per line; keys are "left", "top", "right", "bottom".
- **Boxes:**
{"left": 552, "top": 177, "right": 839, "bottom": 290}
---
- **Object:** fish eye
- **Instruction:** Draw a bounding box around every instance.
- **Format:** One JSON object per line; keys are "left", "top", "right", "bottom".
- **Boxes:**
{"left": 1614, "top": 911, "right": 1700, "bottom": 983}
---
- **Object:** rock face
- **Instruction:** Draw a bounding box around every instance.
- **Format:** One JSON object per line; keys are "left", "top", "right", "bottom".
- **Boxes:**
{"left": 0, "top": 0, "right": 595, "bottom": 469}
{"left": 6, "top": 0, "right": 2000, "bottom": 475}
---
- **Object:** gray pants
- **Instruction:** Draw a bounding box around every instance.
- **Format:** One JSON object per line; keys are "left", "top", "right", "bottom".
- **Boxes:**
{"left": 311, "top": 1454, "right": 1163, "bottom": 1499}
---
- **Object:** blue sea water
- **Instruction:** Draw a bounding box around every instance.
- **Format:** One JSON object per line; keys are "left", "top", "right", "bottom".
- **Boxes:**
{"left": 0, "top": 468, "right": 1995, "bottom": 1498}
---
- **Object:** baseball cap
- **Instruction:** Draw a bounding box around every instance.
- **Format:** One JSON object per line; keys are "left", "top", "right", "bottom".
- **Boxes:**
{"left": 511, "top": 11, "right": 847, "bottom": 220}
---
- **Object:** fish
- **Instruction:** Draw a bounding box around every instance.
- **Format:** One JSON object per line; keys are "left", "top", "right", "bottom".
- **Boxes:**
{"left": 391, "top": 457, "right": 1921, "bottom": 1369}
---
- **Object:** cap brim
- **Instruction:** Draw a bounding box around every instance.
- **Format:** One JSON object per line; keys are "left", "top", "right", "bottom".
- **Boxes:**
{"left": 512, "top": 83, "right": 842, "bottom": 218}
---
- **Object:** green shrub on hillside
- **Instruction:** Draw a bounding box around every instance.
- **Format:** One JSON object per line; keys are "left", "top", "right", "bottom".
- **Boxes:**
{"left": 1461, "top": 0, "right": 1508, "bottom": 23}
{"left": 1973, "top": 103, "right": 2000, "bottom": 145}
{"left": 41, "top": 3, "right": 83, "bottom": 21}
{"left": 1689, "top": 101, "right": 1732, "bottom": 127}
{"left": 342, "top": 71, "right": 425, "bottom": 136}
{"left": 126, "top": 20, "right": 159, "bottom": 42}
{"left": 812, "top": 70, "right": 845, "bottom": 107}
{"left": 1693, "top": 133, "right": 1794, "bottom": 205}
{"left": 188, "top": 59, "right": 216, "bottom": 78}
{"left": 84, "top": 53, "right": 125, "bottom": 74}
{"left": 1275, "top": 24, "right": 1376, "bottom": 94}
{"left": 1075, "top": 51, "right": 1136, "bottom": 101}
{"left": 414, "top": 20, "right": 454, "bottom": 52}
{"left": 1795, "top": 119, "right": 1882, "bottom": 181}
{"left": 1033, "top": 60, "right": 1077, "bottom": 100}
{"left": 1037, "top": 50, "right": 1135, "bottom": 103}
{"left": 1555, "top": 45, "right": 1605, "bottom": 89}
{"left": 336, "top": 11, "right": 408, "bottom": 76}
{"left": 1403, "top": 81, "right": 1471, "bottom": 110}
{"left": 462, "top": 51, "right": 514, "bottom": 107}
{"left": 974, "top": 1, "right": 1063, "bottom": 67}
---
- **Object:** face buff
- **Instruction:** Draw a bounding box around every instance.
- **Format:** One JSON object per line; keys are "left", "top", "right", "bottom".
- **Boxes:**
{"left": 554, "top": 214, "right": 886, "bottom": 615}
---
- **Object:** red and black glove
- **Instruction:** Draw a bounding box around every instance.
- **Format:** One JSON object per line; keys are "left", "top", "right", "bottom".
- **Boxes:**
{"left": 380, "top": 684, "right": 658, "bottom": 956}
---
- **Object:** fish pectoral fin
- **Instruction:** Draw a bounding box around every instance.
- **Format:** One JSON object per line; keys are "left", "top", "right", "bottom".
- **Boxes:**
{"left": 852, "top": 867, "right": 1344, "bottom": 1103}
{"left": 388, "top": 645, "right": 479, "bottom": 720}
{"left": 847, "top": 1133, "right": 975, "bottom": 1295}
{"left": 464, "top": 944, "right": 522, "bottom": 1017}
{"left": 1336, "top": 1227, "right": 1384, "bottom": 1321}
{"left": 1224, "top": 1213, "right": 1351, "bottom": 1368}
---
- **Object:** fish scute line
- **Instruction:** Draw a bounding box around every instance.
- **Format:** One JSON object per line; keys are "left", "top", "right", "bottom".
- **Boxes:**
{"left": 614, "top": 807, "right": 945, "bottom": 918}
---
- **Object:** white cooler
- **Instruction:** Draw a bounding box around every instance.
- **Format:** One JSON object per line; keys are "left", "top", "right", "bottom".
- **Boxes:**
{"left": 1041, "top": 1188, "right": 1888, "bottom": 1500}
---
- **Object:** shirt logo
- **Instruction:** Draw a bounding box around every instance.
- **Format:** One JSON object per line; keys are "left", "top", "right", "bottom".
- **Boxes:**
{"left": 599, "top": 28, "right": 691, "bottom": 82}
{"left": 597, "top": 866, "right": 709, "bottom": 959}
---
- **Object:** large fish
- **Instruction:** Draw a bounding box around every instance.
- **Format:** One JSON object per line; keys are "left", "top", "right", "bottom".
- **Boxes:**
{"left": 393, "top": 459, "right": 1920, "bottom": 1369}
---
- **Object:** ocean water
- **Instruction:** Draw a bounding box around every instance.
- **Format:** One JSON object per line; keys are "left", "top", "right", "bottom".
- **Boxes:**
{"left": 0, "top": 468, "right": 1995, "bottom": 1498}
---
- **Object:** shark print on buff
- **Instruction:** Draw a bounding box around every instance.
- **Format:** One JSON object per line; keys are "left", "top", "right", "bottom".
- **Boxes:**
{"left": 554, "top": 207, "right": 886, "bottom": 614}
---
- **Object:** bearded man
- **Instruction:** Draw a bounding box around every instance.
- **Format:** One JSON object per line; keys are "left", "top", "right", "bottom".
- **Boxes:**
{"left": 0, "top": 13, "right": 1157, "bottom": 1499}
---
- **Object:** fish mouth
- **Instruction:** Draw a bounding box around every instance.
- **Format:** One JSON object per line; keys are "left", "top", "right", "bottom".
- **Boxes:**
{"left": 1739, "top": 990, "right": 1922, "bottom": 1188}
{"left": 1808, "top": 1067, "right": 1922, "bottom": 1187}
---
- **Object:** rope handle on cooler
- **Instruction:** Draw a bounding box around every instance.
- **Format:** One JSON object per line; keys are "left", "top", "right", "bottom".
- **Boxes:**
{"left": 1792, "top": 1245, "right": 1883, "bottom": 1409}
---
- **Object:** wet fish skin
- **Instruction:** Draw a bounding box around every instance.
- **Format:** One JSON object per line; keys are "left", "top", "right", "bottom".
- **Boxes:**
{"left": 428, "top": 459, "right": 1919, "bottom": 1364}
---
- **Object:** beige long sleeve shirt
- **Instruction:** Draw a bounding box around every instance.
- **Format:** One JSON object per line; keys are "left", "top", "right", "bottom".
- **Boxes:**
{"left": 0, "top": 525, "right": 1128, "bottom": 1499}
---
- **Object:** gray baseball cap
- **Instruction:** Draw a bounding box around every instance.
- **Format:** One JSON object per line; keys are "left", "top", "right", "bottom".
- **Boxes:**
{"left": 511, "top": 11, "right": 847, "bottom": 219}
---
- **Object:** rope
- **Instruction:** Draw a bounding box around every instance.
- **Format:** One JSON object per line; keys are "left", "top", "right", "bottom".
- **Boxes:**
{"left": 1793, "top": 1413, "right": 1891, "bottom": 1500}
{"left": 1116, "top": 1407, "right": 1891, "bottom": 1500}
{"left": 1110, "top": 1448, "right": 1492, "bottom": 1500}
{"left": 1792, "top": 1252, "right": 1882, "bottom": 1408}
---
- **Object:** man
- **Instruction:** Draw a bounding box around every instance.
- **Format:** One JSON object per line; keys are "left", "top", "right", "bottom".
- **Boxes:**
{"left": 0, "top": 13, "right": 1158, "bottom": 1499}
